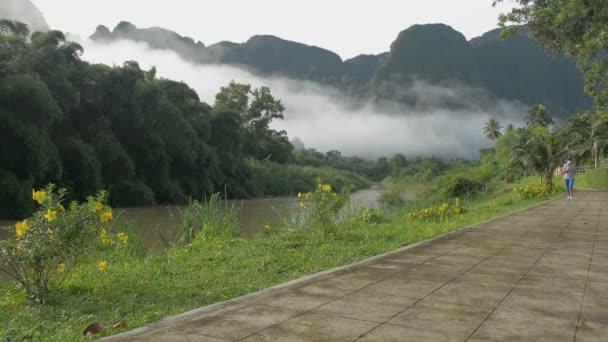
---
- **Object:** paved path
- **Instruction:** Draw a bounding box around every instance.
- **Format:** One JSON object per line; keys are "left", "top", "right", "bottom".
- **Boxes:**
{"left": 103, "top": 191, "right": 608, "bottom": 341}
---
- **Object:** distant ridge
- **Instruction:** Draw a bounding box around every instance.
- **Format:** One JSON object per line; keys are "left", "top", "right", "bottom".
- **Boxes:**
{"left": 90, "top": 21, "right": 592, "bottom": 119}
{"left": 0, "top": 0, "right": 50, "bottom": 32}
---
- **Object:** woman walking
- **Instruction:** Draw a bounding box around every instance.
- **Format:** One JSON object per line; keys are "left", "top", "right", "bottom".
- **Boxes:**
{"left": 562, "top": 159, "right": 576, "bottom": 200}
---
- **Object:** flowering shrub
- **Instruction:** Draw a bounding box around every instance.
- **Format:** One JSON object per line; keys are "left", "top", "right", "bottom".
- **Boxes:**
{"left": 407, "top": 197, "right": 462, "bottom": 222}
{"left": 513, "top": 184, "right": 556, "bottom": 199}
{"left": 0, "top": 184, "right": 114, "bottom": 302}
{"left": 298, "top": 179, "right": 351, "bottom": 236}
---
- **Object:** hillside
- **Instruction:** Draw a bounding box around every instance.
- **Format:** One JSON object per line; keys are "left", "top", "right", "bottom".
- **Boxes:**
{"left": 0, "top": 0, "right": 49, "bottom": 32}
{"left": 91, "top": 21, "right": 592, "bottom": 119}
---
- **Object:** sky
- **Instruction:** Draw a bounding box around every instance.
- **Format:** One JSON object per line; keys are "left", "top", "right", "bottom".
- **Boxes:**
{"left": 31, "top": 0, "right": 514, "bottom": 60}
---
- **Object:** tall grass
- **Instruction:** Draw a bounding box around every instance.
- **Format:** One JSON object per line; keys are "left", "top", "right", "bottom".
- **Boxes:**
{"left": 172, "top": 193, "right": 240, "bottom": 244}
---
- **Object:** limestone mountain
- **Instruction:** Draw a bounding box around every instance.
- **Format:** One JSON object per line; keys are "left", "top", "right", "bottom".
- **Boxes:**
{"left": 0, "top": 0, "right": 49, "bottom": 32}
{"left": 90, "top": 21, "right": 592, "bottom": 119}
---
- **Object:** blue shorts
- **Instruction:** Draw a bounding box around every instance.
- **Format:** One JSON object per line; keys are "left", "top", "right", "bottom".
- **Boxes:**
{"left": 565, "top": 178, "right": 574, "bottom": 190}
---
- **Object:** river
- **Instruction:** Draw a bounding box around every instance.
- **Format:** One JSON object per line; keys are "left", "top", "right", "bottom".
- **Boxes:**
{"left": 0, "top": 183, "right": 428, "bottom": 282}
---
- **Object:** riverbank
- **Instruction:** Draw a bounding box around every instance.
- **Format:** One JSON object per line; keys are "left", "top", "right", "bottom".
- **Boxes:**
{"left": 0, "top": 177, "right": 561, "bottom": 340}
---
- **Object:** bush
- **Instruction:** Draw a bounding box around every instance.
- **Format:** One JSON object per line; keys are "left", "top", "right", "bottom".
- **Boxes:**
{"left": 354, "top": 206, "right": 386, "bottom": 224}
{"left": 584, "top": 168, "right": 608, "bottom": 190}
{"left": 378, "top": 189, "right": 406, "bottom": 207}
{"left": 407, "top": 197, "right": 463, "bottom": 222}
{"left": 298, "top": 179, "right": 351, "bottom": 236}
{"left": 0, "top": 184, "right": 113, "bottom": 303}
{"left": 513, "top": 184, "right": 557, "bottom": 198}
{"left": 437, "top": 174, "right": 485, "bottom": 199}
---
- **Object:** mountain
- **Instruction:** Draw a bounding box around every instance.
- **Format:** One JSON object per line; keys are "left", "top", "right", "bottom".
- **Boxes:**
{"left": 0, "top": 0, "right": 49, "bottom": 32}
{"left": 471, "top": 27, "right": 590, "bottom": 118}
{"left": 90, "top": 21, "right": 593, "bottom": 119}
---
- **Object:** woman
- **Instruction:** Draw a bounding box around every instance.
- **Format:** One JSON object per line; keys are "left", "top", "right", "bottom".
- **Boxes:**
{"left": 562, "top": 159, "right": 576, "bottom": 200}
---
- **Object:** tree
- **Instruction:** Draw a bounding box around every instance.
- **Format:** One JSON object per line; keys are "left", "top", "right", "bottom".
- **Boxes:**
{"left": 483, "top": 116, "right": 503, "bottom": 141}
{"left": 526, "top": 104, "right": 553, "bottom": 129}
{"left": 493, "top": 0, "right": 608, "bottom": 107}
{"left": 511, "top": 127, "right": 565, "bottom": 187}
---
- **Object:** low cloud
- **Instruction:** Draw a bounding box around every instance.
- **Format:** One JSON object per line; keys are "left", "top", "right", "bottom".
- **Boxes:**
{"left": 82, "top": 39, "right": 526, "bottom": 159}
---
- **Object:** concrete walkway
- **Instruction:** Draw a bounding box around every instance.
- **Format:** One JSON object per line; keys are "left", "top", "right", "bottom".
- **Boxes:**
{"left": 102, "top": 190, "right": 608, "bottom": 341}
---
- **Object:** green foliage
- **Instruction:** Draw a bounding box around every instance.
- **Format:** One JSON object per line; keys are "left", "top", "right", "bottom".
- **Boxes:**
{"left": 526, "top": 104, "right": 553, "bottom": 128}
{"left": 299, "top": 179, "right": 351, "bottom": 236}
{"left": 0, "top": 176, "right": 560, "bottom": 340}
{"left": 483, "top": 116, "right": 503, "bottom": 141}
{"left": 0, "top": 184, "right": 112, "bottom": 302}
{"left": 172, "top": 194, "right": 239, "bottom": 244}
{"left": 496, "top": 0, "right": 608, "bottom": 107}
{"left": 247, "top": 159, "right": 370, "bottom": 197}
{"left": 436, "top": 174, "right": 486, "bottom": 199}
{"left": 378, "top": 189, "right": 406, "bottom": 207}
{"left": 513, "top": 183, "right": 557, "bottom": 199}
{"left": 353, "top": 206, "right": 386, "bottom": 224}
{"left": 295, "top": 149, "right": 389, "bottom": 181}
{"left": 582, "top": 168, "right": 608, "bottom": 190}
{"left": 406, "top": 197, "right": 462, "bottom": 222}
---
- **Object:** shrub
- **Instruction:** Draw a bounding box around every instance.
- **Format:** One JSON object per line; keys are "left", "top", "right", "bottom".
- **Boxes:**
{"left": 437, "top": 174, "right": 485, "bottom": 199}
{"left": 298, "top": 179, "right": 351, "bottom": 236}
{"left": 354, "top": 206, "right": 386, "bottom": 224}
{"left": 584, "top": 168, "right": 608, "bottom": 190}
{"left": 378, "top": 189, "right": 406, "bottom": 207}
{"left": 407, "top": 197, "right": 463, "bottom": 222}
{"left": 513, "top": 184, "right": 557, "bottom": 198}
{"left": 0, "top": 184, "right": 113, "bottom": 303}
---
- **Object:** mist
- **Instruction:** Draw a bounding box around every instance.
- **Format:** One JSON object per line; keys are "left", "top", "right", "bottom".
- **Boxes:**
{"left": 82, "top": 39, "right": 526, "bottom": 160}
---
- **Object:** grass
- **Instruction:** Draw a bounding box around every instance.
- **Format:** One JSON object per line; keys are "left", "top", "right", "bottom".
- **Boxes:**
{"left": 576, "top": 169, "right": 608, "bottom": 190}
{"left": 0, "top": 177, "right": 561, "bottom": 341}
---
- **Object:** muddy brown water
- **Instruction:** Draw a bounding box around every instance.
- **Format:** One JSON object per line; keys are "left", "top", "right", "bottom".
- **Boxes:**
{"left": 0, "top": 184, "right": 420, "bottom": 282}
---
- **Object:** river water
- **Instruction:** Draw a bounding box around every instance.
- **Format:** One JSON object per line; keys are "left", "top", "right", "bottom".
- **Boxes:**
{"left": 0, "top": 184, "right": 408, "bottom": 250}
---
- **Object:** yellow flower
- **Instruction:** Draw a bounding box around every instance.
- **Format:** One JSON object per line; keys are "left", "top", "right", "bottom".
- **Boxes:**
{"left": 453, "top": 207, "right": 461, "bottom": 214}
{"left": 332, "top": 192, "right": 338, "bottom": 198}
{"left": 57, "top": 263, "right": 65, "bottom": 273}
{"left": 102, "top": 238, "right": 114, "bottom": 246}
{"left": 15, "top": 220, "right": 29, "bottom": 240}
{"left": 97, "top": 261, "right": 107, "bottom": 271}
{"left": 100, "top": 228, "right": 107, "bottom": 238}
{"left": 117, "top": 233, "right": 128, "bottom": 243}
{"left": 57, "top": 204, "right": 65, "bottom": 212}
{"left": 93, "top": 202, "right": 103, "bottom": 213}
{"left": 321, "top": 184, "right": 332, "bottom": 192}
{"left": 455, "top": 197, "right": 460, "bottom": 206}
{"left": 44, "top": 210, "right": 57, "bottom": 222}
{"left": 297, "top": 192, "right": 303, "bottom": 198}
{"left": 100, "top": 210, "right": 113, "bottom": 223}
{"left": 300, "top": 201, "right": 308, "bottom": 209}
{"left": 264, "top": 224, "right": 271, "bottom": 231}
{"left": 32, "top": 189, "right": 46, "bottom": 204}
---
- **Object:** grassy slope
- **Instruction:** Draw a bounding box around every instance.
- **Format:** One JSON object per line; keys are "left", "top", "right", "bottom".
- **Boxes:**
{"left": 0, "top": 177, "right": 561, "bottom": 340}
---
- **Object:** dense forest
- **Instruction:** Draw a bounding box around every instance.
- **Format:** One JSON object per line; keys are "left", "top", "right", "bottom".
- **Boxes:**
{"left": 92, "top": 21, "right": 591, "bottom": 119}
{"left": 0, "top": 20, "right": 391, "bottom": 218}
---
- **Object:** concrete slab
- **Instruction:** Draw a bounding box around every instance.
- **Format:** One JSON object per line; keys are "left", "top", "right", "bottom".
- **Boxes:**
{"left": 178, "top": 304, "right": 302, "bottom": 340}
{"left": 313, "top": 291, "right": 414, "bottom": 322}
{"left": 356, "top": 324, "right": 457, "bottom": 342}
{"left": 360, "top": 274, "right": 444, "bottom": 299}
{"left": 241, "top": 312, "right": 378, "bottom": 342}
{"left": 387, "top": 299, "right": 491, "bottom": 339}
{"left": 472, "top": 308, "right": 577, "bottom": 342}
{"left": 99, "top": 190, "right": 608, "bottom": 342}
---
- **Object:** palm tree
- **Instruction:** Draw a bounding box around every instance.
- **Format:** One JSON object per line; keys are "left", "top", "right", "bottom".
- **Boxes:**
{"left": 526, "top": 105, "right": 554, "bottom": 128}
{"left": 483, "top": 116, "right": 503, "bottom": 141}
{"left": 512, "top": 128, "right": 565, "bottom": 187}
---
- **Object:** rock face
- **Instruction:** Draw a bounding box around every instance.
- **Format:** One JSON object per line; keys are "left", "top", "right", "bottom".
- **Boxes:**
{"left": 90, "top": 21, "right": 592, "bottom": 119}
{"left": 0, "top": 0, "right": 50, "bottom": 32}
